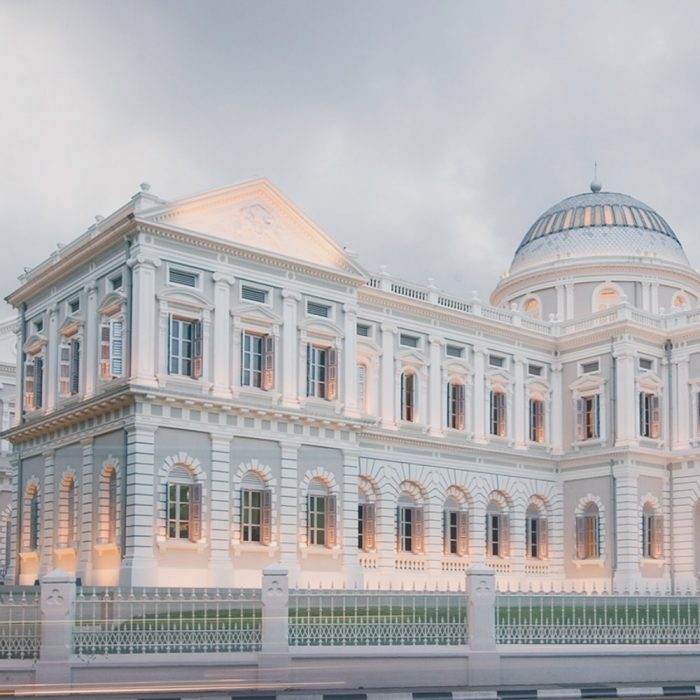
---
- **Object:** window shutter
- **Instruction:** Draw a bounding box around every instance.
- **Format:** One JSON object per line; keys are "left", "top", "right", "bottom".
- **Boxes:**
{"left": 306, "top": 344, "right": 312, "bottom": 397}
{"left": 100, "top": 323, "right": 111, "bottom": 378}
{"left": 34, "top": 357, "right": 43, "bottom": 409}
{"left": 413, "top": 507, "right": 424, "bottom": 553}
{"left": 262, "top": 335, "right": 274, "bottom": 391}
{"left": 168, "top": 315, "right": 175, "bottom": 374}
{"left": 363, "top": 503, "right": 375, "bottom": 551}
{"left": 457, "top": 510, "right": 469, "bottom": 556}
{"left": 357, "top": 364, "right": 367, "bottom": 411}
{"left": 396, "top": 507, "right": 401, "bottom": 551}
{"left": 24, "top": 359, "right": 35, "bottom": 410}
{"left": 652, "top": 515, "right": 663, "bottom": 559}
{"left": 500, "top": 514, "right": 510, "bottom": 557}
{"left": 484, "top": 513, "right": 490, "bottom": 552}
{"left": 651, "top": 395, "right": 660, "bottom": 439}
{"left": 59, "top": 343, "right": 71, "bottom": 396}
{"left": 594, "top": 394, "right": 601, "bottom": 438}
{"left": 261, "top": 489, "right": 272, "bottom": 545}
{"left": 326, "top": 495, "right": 337, "bottom": 547}
{"left": 455, "top": 384, "right": 465, "bottom": 430}
{"left": 189, "top": 482, "right": 202, "bottom": 542}
{"left": 443, "top": 510, "right": 450, "bottom": 554}
{"left": 70, "top": 340, "right": 80, "bottom": 394}
{"left": 326, "top": 348, "right": 337, "bottom": 400}
{"left": 401, "top": 374, "right": 407, "bottom": 420}
{"left": 192, "top": 321, "right": 203, "bottom": 379}
{"left": 576, "top": 398, "right": 585, "bottom": 440}
{"left": 111, "top": 320, "right": 123, "bottom": 377}
{"left": 593, "top": 514, "right": 600, "bottom": 557}
{"left": 108, "top": 472, "right": 117, "bottom": 544}
{"left": 575, "top": 515, "right": 586, "bottom": 558}
{"left": 539, "top": 517, "right": 548, "bottom": 559}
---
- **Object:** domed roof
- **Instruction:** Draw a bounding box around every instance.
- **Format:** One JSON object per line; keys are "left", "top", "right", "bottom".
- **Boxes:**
{"left": 509, "top": 190, "right": 689, "bottom": 275}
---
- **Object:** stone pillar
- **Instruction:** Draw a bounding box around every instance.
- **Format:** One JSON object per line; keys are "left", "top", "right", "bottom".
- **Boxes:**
{"left": 424, "top": 499, "right": 442, "bottom": 575}
{"left": 674, "top": 357, "right": 690, "bottom": 449}
{"left": 83, "top": 283, "right": 98, "bottom": 398}
{"left": 128, "top": 254, "right": 160, "bottom": 387}
{"left": 472, "top": 346, "right": 486, "bottom": 444}
{"left": 119, "top": 425, "right": 157, "bottom": 586}
{"left": 468, "top": 502, "right": 485, "bottom": 565}
{"left": 466, "top": 565, "right": 500, "bottom": 685}
{"left": 278, "top": 443, "right": 300, "bottom": 583}
{"left": 614, "top": 347, "right": 637, "bottom": 447}
{"left": 36, "top": 569, "right": 76, "bottom": 687}
{"left": 341, "top": 449, "right": 362, "bottom": 586}
{"left": 6, "top": 455, "right": 19, "bottom": 583}
{"left": 39, "top": 450, "right": 55, "bottom": 578}
{"left": 376, "top": 461, "right": 396, "bottom": 577}
{"left": 343, "top": 304, "right": 359, "bottom": 417}
{"left": 46, "top": 306, "right": 59, "bottom": 411}
{"left": 513, "top": 356, "right": 526, "bottom": 449}
{"left": 550, "top": 362, "right": 563, "bottom": 455}
{"left": 565, "top": 283, "right": 575, "bottom": 320}
{"left": 78, "top": 438, "right": 93, "bottom": 583}
{"left": 212, "top": 274, "right": 234, "bottom": 398}
{"left": 281, "top": 290, "right": 300, "bottom": 407}
{"left": 380, "top": 324, "right": 397, "bottom": 428}
{"left": 641, "top": 281, "right": 651, "bottom": 312}
{"left": 613, "top": 464, "right": 640, "bottom": 592}
{"left": 428, "top": 336, "right": 443, "bottom": 436}
{"left": 259, "top": 565, "right": 290, "bottom": 684}
{"left": 209, "top": 434, "right": 232, "bottom": 586}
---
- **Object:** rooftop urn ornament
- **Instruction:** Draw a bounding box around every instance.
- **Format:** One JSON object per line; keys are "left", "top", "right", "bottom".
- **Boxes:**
{"left": 140, "top": 182, "right": 151, "bottom": 192}
{"left": 590, "top": 161, "right": 602, "bottom": 193}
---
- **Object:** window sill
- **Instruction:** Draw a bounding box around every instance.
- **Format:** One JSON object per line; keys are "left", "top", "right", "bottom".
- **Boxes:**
{"left": 638, "top": 436, "right": 664, "bottom": 448}
{"left": 18, "top": 551, "right": 39, "bottom": 562}
{"left": 299, "top": 545, "right": 341, "bottom": 559}
{"left": 157, "top": 374, "right": 212, "bottom": 394}
{"left": 232, "top": 541, "right": 279, "bottom": 557}
{"left": 94, "top": 542, "right": 120, "bottom": 557}
{"left": 572, "top": 438, "right": 605, "bottom": 449}
{"left": 156, "top": 537, "right": 207, "bottom": 553}
{"left": 573, "top": 558, "right": 606, "bottom": 568}
{"left": 641, "top": 557, "right": 665, "bottom": 567}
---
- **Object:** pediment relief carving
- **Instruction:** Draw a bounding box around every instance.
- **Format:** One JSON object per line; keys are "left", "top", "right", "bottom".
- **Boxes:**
{"left": 156, "top": 286, "right": 213, "bottom": 311}
{"left": 98, "top": 291, "right": 127, "bottom": 316}
{"left": 23, "top": 333, "right": 47, "bottom": 355}
{"left": 58, "top": 315, "right": 83, "bottom": 337}
{"left": 637, "top": 370, "right": 663, "bottom": 390}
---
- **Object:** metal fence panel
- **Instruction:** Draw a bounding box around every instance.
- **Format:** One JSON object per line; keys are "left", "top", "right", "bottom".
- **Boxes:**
{"left": 0, "top": 587, "right": 41, "bottom": 660}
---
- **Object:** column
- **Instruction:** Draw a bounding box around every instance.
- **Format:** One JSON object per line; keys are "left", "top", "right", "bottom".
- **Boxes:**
{"left": 281, "top": 290, "right": 300, "bottom": 407}
{"left": 6, "top": 456, "right": 19, "bottom": 583}
{"left": 380, "top": 324, "right": 397, "bottom": 428}
{"left": 424, "top": 499, "right": 442, "bottom": 575}
{"left": 513, "top": 356, "right": 526, "bottom": 449}
{"left": 46, "top": 306, "right": 58, "bottom": 411}
{"left": 120, "top": 425, "right": 158, "bottom": 586}
{"left": 208, "top": 434, "right": 232, "bottom": 586}
{"left": 78, "top": 438, "right": 93, "bottom": 583}
{"left": 341, "top": 449, "right": 361, "bottom": 585}
{"left": 472, "top": 346, "right": 486, "bottom": 443}
{"left": 651, "top": 283, "right": 659, "bottom": 314}
{"left": 469, "top": 500, "right": 486, "bottom": 565}
{"left": 565, "top": 283, "right": 575, "bottom": 320}
{"left": 83, "top": 282, "right": 98, "bottom": 398}
{"left": 128, "top": 254, "right": 160, "bottom": 387}
{"left": 428, "top": 336, "right": 443, "bottom": 436}
{"left": 376, "top": 462, "right": 396, "bottom": 576}
{"left": 555, "top": 284, "right": 564, "bottom": 320}
{"left": 343, "top": 304, "right": 359, "bottom": 417}
{"left": 674, "top": 357, "right": 690, "bottom": 448}
{"left": 550, "top": 362, "right": 563, "bottom": 455}
{"left": 641, "top": 281, "right": 651, "bottom": 312}
{"left": 613, "top": 464, "right": 640, "bottom": 592}
{"left": 614, "top": 346, "right": 637, "bottom": 447}
{"left": 278, "top": 443, "right": 300, "bottom": 584}
{"left": 212, "top": 274, "right": 234, "bottom": 397}
{"left": 39, "top": 451, "right": 55, "bottom": 578}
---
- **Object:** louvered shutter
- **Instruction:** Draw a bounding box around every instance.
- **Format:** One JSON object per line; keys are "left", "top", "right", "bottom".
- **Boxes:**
{"left": 111, "top": 320, "right": 123, "bottom": 377}
{"left": 357, "top": 364, "right": 367, "bottom": 411}
{"left": 457, "top": 510, "right": 469, "bottom": 556}
{"left": 575, "top": 515, "right": 586, "bottom": 558}
{"left": 652, "top": 515, "right": 663, "bottom": 559}
{"left": 576, "top": 398, "right": 585, "bottom": 440}
{"left": 59, "top": 344, "right": 71, "bottom": 396}
{"left": 594, "top": 395, "right": 601, "bottom": 437}
{"left": 593, "top": 514, "right": 600, "bottom": 557}
{"left": 108, "top": 472, "right": 117, "bottom": 544}
{"left": 192, "top": 321, "right": 203, "bottom": 379}
{"left": 651, "top": 395, "right": 660, "bottom": 439}
{"left": 363, "top": 503, "right": 375, "bottom": 551}
{"left": 401, "top": 374, "right": 407, "bottom": 420}
{"left": 34, "top": 357, "right": 43, "bottom": 408}
{"left": 455, "top": 384, "right": 465, "bottom": 430}
{"left": 326, "top": 348, "right": 337, "bottom": 400}
{"left": 100, "top": 323, "right": 111, "bottom": 378}
{"left": 413, "top": 507, "right": 424, "bottom": 553}
{"left": 70, "top": 340, "right": 80, "bottom": 394}
{"left": 168, "top": 315, "right": 175, "bottom": 374}
{"left": 396, "top": 507, "right": 401, "bottom": 551}
{"left": 539, "top": 517, "right": 548, "bottom": 559}
{"left": 306, "top": 344, "right": 313, "bottom": 396}
{"left": 24, "top": 359, "right": 35, "bottom": 410}
{"left": 262, "top": 335, "right": 274, "bottom": 391}
{"left": 189, "top": 483, "right": 202, "bottom": 542}
{"left": 443, "top": 510, "right": 450, "bottom": 554}
{"left": 326, "top": 495, "right": 337, "bottom": 547}
{"left": 261, "top": 489, "right": 272, "bottom": 545}
{"left": 500, "top": 514, "right": 510, "bottom": 557}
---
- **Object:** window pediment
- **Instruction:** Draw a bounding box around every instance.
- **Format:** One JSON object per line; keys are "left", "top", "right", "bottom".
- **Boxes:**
{"left": 59, "top": 315, "right": 83, "bottom": 337}
{"left": 157, "top": 286, "right": 213, "bottom": 311}
{"left": 233, "top": 303, "right": 282, "bottom": 326}
{"left": 23, "top": 333, "right": 47, "bottom": 355}
{"left": 358, "top": 337, "right": 381, "bottom": 354}
{"left": 526, "top": 378, "right": 550, "bottom": 394}
{"left": 444, "top": 358, "right": 472, "bottom": 375}
{"left": 299, "top": 317, "right": 343, "bottom": 339}
{"left": 569, "top": 375, "right": 606, "bottom": 394}
{"left": 98, "top": 291, "right": 127, "bottom": 316}
{"left": 638, "top": 371, "right": 663, "bottom": 391}
{"left": 487, "top": 370, "right": 511, "bottom": 385}
{"left": 396, "top": 348, "right": 425, "bottom": 366}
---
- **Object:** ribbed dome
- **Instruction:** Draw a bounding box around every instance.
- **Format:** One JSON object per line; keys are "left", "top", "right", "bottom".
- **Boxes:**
{"left": 509, "top": 190, "right": 689, "bottom": 275}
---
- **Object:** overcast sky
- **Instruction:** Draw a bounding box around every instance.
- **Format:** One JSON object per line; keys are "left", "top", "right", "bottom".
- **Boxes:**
{"left": 2, "top": 0, "right": 700, "bottom": 318}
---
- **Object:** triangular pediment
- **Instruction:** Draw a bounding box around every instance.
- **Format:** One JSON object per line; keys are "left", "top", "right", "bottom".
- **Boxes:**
{"left": 139, "top": 179, "right": 367, "bottom": 279}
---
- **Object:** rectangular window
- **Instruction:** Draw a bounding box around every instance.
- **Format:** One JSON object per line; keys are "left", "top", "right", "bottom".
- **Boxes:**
{"left": 445, "top": 344, "right": 464, "bottom": 358}
{"left": 110, "top": 274, "right": 123, "bottom": 291}
{"left": 29, "top": 496, "right": 39, "bottom": 550}
{"left": 529, "top": 398, "right": 545, "bottom": 443}
{"left": 100, "top": 319, "right": 124, "bottom": 379}
{"left": 358, "top": 503, "right": 375, "bottom": 551}
{"left": 639, "top": 392, "right": 660, "bottom": 438}
{"left": 167, "top": 482, "right": 201, "bottom": 541}
{"left": 68, "top": 298, "right": 80, "bottom": 314}
{"left": 399, "top": 334, "right": 419, "bottom": 348}
{"left": 306, "top": 344, "right": 337, "bottom": 400}
{"left": 24, "top": 355, "right": 44, "bottom": 411}
{"left": 307, "top": 301, "right": 331, "bottom": 318}
{"left": 642, "top": 513, "right": 663, "bottom": 559}
{"left": 447, "top": 382, "right": 465, "bottom": 430}
{"left": 526, "top": 516, "right": 548, "bottom": 559}
{"left": 241, "top": 285, "right": 268, "bottom": 304}
{"left": 401, "top": 372, "right": 416, "bottom": 422}
{"left": 576, "top": 394, "right": 600, "bottom": 440}
{"left": 107, "top": 472, "right": 117, "bottom": 544}
{"left": 308, "top": 495, "right": 336, "bottom": 547}
{"left": 485, "top": 513, "right": 510, "bottom": 557}
{"left": 489, "top": 354, "right": 505, "bottom": 368}
{"left": 241, "top": 333, "right": 263, "bottom": 388}
{"left": 581, "top": 360, "right": 600, "bottom": 374}
{"left": 59, "top": 339, "right": 81, "bottom": 396}
{"left": 527, "top": 364, "right": 543, "bottom": 377}
{"left": 576, "top": 513, "right": 600, "bottom": 559}
{"left": 169, "top": 317, "right": 203, "bottom": 378}
{"left": 490, "top": 390, "right": 506, "bottom": 437}
{"left": 397, "top": 506, "right": 423, "bottom": 553}
{"left": 168, "top": 268, "right": 199, "bottom": 288}
{"left": 639, "top": 357, "right": 654, "bottom": 371}
{"left": 356, "top": 323, "right": 371, "bottom": 337}
{"left": 443, "top": 510, "right": 468, "bottom": 556}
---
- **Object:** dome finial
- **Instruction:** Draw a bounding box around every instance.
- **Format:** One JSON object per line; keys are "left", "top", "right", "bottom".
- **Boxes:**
{"left": 590, "top": 161, "right": 602, "bottom": 193}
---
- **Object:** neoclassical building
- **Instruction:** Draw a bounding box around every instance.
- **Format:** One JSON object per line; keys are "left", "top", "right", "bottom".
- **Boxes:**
{"left": 4, "top": 177, "right": 700, "bottom": 591}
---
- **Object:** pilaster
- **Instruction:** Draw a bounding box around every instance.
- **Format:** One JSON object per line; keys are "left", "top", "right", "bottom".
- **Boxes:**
{"left": 428, "top": 336, "right": 443, "bottom": 436}
{"left": 212, "top": 274, "right": 234, "bottom": 398}
{"left": 83, "top": 282, "right": 98, "bottom": 398}
{"left": 46, "top": 306, "right": 58, "bottom": 411}
{"left": 281, "top": 290, "right": 300, "bottom": 408}
{"left": 550, "top": 362, "right": 563, "bottom": 455}
{"left": 673, "top": 357, "right": 690, "bottom": 449}
{"left": 472, "top": 346, "right": 486, "bottom": 443}
{"left": 341, "top": 449, "right": 361, "bottom": 585}
{"left": 208, "top": 434, "right": 232, "bottom": 586}
{"left": 278, "top": 443, "right": 299, "bottom": 583}
{"left": 343, "top": 305, "right": 359, "bottom": 417}
{"left": 513, "top": 356, "right": 526, "bottom": 449}
{"left": 78, "top": 438, "right": 93, "bottom": 582}
{"left": 614, "top": 345, "right": 637, "bottom": 447}
{"left": 613, "top": 464, "right": 640, "bottom": 592}
{"left": 380, "top": 324, "right": 397, "bottom": 428}
{"left": 128, "top": 254, "right": 161, "bottom": 387}
{"left": 39, "top": 450, "right": 55, "bottom": 578}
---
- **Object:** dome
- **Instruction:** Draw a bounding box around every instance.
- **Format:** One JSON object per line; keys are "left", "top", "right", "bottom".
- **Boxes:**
{"left": 509, "top": 190, "right": 690, "bottom": 275}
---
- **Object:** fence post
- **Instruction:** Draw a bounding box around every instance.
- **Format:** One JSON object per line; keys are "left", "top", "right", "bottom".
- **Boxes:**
{"left": 466, "top": 564, "right": 500, "bottom": 686}
{"left": 36, "top": 569, "right": 76, "bottom": 688}
{"left": 259, "top": 564, "right": 290, "bottom": 684}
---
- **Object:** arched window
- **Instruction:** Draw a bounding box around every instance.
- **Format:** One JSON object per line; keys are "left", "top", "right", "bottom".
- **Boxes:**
{"left": 401, "top": 370, "right": 416, "bottom": 422}
{"left": 522, "top": 296, "right": 541, "bottom": 319}
{"left": 526, "top": 502, "right": 548, "bottom": 559}
{"left": 446, "top": 379, "right": 465, "bottom": 430}
{"left": 59, "top": 475, "right": 77, "bottom": 548}
{"left": 307, "top": 478, "right": 336, "bottom": 547}
{"left": 576, "top": 503, "right": 600, "bottom": 559}
{"left": 358, "top": 488, "right": 376, "bottom": 552}
{"left": 529, "top": 393, "right": 545, "bottom": 443}
{"left": 595, "top": 285, "right": 621, "bottom": 311}
{"left": 397, "top": 491, "right": 423, "bottom": 554}
{"left": 490, "top": 388, "right": 506, "bottom": 437}
{"left": 485, "top": 497, "right": 509, "bottom": 558}
{"left": 24, "top": 485, "right": 40, "bottom": 552}
{"left": 443, "top": 497, "right": 468, "bottom": 556}
{"left": 642, "top": 502, "right": 663, "bottom": 559}
{"left": 240, "top": 472, "right": 272, "bottom": 545}
{"left": 166, "top": 465, "right": 201, "bottom": 541}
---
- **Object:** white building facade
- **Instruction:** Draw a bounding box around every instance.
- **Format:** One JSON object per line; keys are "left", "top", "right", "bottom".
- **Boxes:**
{"left": 4, "top": 178, "right": 700, "bottom": 592}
